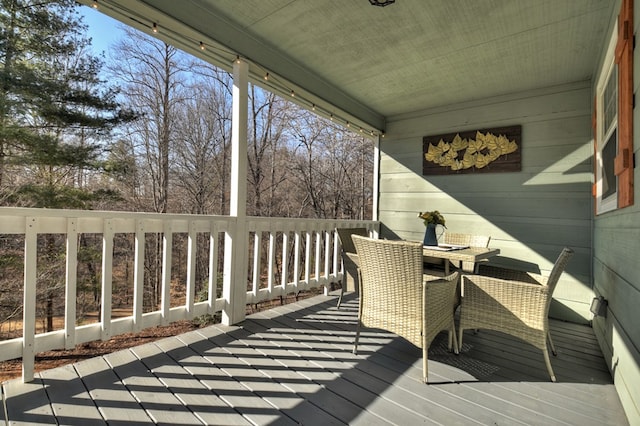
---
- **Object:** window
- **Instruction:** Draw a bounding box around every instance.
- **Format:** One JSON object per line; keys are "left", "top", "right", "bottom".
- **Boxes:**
{"left": 594, "top": 0, "right": 634, "bottom": 214}
{"left": 595, "top": 36, "right": 618, "bottom": 213}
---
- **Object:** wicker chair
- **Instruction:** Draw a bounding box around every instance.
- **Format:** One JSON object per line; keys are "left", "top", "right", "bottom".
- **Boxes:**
{"left": 352, "top": 235, "right": 460, "bottom": 383}
{"left": 335, "top": 227, "right": 368, "bottom": 308}
{"left": 443, "top": 232, "right": 491, "bottom": 271}
{"left": 424, "top": 232, "right": 491, "bottom": 274}
{"left": 458, "top": 247, "right": 574, "bottom": 382}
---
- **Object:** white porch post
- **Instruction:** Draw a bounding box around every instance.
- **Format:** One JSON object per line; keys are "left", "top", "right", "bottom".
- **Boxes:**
{"left": 222, "top": 58, "right": 249, "bottom": 325}
{"left": 372, "top": 135, "right": 380, "bottom": 237}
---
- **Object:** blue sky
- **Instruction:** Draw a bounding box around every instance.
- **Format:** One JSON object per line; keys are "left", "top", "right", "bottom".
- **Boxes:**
{"left": 79, "top": 5, "right": 124, "bottom": 56}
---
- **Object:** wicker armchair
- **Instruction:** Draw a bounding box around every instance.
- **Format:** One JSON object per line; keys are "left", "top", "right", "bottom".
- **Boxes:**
{"left": 458, "top": 247, "right": 574, "bottom": 382}
{"left": 335, "top": 228, "right": 368, "bottom": 308}
{"left": 352, "top": 235, "right": 459, "bottom": 383}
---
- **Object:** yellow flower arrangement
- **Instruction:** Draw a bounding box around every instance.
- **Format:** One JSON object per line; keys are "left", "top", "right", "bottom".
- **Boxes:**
{"left": 418, "top": 210, "right": 446, "bottom": 227}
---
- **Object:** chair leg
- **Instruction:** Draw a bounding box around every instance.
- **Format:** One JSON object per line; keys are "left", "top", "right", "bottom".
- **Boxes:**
{"left": 457, "top": 327, "right": 464, "bottom": 351}
{"left": 422, "top": 346, "right": 428, "bottom": 384}
{"left": 336, "top": 282, "right": 344, "bottom": 308}
{"left": 547, "top": 331, "right": 557, "bottom": 356}
{"left": 449, "top": 325, "right": 459, "bottom": 355}
{"left": 542, "top": 348, "right": 556, "bottom": 382}
{"left": 353, "top": 321, "right": 361, "bottom": 355}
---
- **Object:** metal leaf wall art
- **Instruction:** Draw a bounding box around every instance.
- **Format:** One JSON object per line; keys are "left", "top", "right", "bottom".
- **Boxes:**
{"left": 422, "top": 125, "right": 521, "bottom": 175}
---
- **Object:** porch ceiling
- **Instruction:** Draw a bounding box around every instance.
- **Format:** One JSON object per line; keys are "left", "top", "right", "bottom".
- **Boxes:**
{"left": 83, "top": 0, "right": 615, "bottom": 132}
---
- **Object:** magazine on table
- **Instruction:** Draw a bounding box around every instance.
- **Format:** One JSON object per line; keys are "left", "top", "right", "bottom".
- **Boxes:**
{"left": 423, "top": 243, "right": 469, "bottom": 251}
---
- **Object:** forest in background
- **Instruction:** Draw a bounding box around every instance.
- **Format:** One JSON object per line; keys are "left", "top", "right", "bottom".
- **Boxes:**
{"left": 0, "top": 0, "right": 374, "bottom": 337}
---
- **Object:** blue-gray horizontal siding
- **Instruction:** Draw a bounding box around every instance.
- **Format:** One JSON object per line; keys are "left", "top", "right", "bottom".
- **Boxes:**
{"left": 588, "top": 1, "right": 640, "bottom": 422}
{"left": 379, "top": 82, "right": 593, "bottom": 322}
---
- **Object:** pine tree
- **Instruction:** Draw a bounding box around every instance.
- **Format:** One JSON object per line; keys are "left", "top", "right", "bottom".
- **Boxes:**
{"left": 0, "top": 0, "right": 136, "bottom": 208}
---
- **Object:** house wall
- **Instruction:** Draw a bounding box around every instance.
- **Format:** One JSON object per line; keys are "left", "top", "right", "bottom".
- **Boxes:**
{"left": 379, "top": 82, "right": 594, "bottom": 323}
{"left": 589, "top": 1, "right": 640, "bottom": 423}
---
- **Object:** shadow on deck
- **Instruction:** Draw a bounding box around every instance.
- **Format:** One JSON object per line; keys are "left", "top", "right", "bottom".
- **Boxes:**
{"left": 1, "top": 293, "right": 629, "bottom": 425}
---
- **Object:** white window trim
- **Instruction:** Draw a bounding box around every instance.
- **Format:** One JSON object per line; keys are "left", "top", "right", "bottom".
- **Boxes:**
{"left": 595, "top": 23, "right": 619, "bottom": 215}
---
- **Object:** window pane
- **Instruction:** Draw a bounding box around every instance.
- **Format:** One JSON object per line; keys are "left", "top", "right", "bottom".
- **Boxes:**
{"left": 602, "top": 129, "right": 617, "bottom": 200}
{"left": 603, "top": 64, "right": 617, "bottom": 134}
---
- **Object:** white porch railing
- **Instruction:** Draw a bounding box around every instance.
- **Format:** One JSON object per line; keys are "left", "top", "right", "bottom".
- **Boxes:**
{"left": 0, "top": 207, "right": 378, "bottom": 382}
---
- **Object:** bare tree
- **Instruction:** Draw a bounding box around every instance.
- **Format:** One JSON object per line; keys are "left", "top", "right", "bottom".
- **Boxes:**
{"left": 108, "top": 26, "right": 187, "bottom": 214}
{"left": 247, "top": 88, "right": 292, "bottom": 216}
{"left": 289, "top": 111, "right": 329, "bottom": 218}
{"left": 289, "top": 112, "right": 374, "bottom": 219}
{"left": 173, "top": 65, "right": 232, "bottom": 215}
{"left": 323, "top": 129, "right": 374, "bottom": 219}
{"left": 171, "top": 66, "right": 233, "bottom": 298}
{"left": 108, "top": 26, "right": 188, "bottom": 309}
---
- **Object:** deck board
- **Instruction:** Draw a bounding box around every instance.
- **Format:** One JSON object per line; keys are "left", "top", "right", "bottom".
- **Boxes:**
{"left": 3, "top": 377, "right": 55, "bottom": 425}
{"left": 240, "top": 315, "right": 430, "bottom": 425}
{"left": 74, "top": 355, "right": 155, "bottom": 425}
{"left": 152, "top": 336, "right": 252, "bottom": 426}
{"left": 1, "top": 293, "right": 630, "bottom": 425}
{"left": 38, "top": 363, "right": 104, "bottom": 425}
{"left": 104, "top": 346, "right": 203, "bottom": 425}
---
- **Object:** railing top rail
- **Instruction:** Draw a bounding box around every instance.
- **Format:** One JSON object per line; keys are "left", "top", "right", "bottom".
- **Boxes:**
{"left": 0, "top": 207, "right": 235, "bottom": 221}
{"left": 0, "top": 207, "right": 379, "bottom": 225}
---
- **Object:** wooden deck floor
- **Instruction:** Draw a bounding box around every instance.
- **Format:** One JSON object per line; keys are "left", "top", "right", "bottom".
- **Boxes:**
{"left": 1, "top": 293, "right": 629, "bottom": 425}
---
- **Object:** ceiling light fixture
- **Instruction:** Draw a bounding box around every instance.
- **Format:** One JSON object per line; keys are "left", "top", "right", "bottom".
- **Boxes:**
{"left": 369, "top": 0, "right": 395, "bottom": 6}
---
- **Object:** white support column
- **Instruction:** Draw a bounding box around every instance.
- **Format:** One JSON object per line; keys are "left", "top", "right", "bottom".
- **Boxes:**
{"left": 372, "top": 134, "right": 381, "bottom": 237}
{"left": 222, "top": 57, "right": 249, "bottom": 325}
